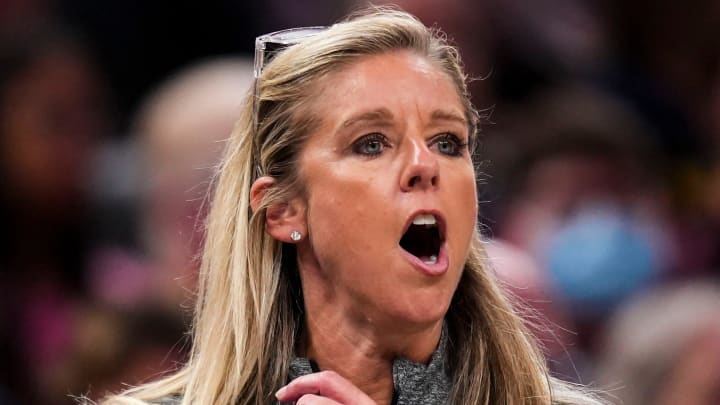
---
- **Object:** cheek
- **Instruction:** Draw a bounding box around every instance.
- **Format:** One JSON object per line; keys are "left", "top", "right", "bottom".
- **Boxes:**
{"left": 456, "top": 172, "right": 478, "bottom": 214}
{"left": 446, "top": 168, "right": 478, "bottom": 253}
{"left": 304, "top": 174, "right": 394, "bottom": 267}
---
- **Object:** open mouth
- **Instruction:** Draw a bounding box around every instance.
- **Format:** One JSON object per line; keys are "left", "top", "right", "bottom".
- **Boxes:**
{"left": 399, "top": 214, "right": 444, "bottom": 264}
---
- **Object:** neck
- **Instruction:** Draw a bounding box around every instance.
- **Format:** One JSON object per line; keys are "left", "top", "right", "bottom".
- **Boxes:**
{"left": 300, "top": 282, "right": 444, "bottom": 404}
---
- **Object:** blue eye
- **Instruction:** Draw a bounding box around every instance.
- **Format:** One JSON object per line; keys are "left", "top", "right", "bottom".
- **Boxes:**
{"left": 437, "top": 139, "right": 456, "bottom": 155}
{"left": 363, "top": 140, "right": 383, "bottom": 154}
{"left": 432, "top": 133, "right": 467, "bottom": 157}
{"left": 352, "top": 133, "right": 389, "bottom": 156}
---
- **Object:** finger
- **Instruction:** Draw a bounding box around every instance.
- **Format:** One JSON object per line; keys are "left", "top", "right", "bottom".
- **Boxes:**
{"left": 294, "top": 394, "right": 341, "bottom": 405}
{"left": 275, "top": 370, "right": 374, "bottom": 404}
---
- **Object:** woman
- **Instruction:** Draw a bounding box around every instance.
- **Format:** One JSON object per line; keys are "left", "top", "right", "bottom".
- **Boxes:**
{"left": 105, "top": 8, "right": 603, "bottom": 405}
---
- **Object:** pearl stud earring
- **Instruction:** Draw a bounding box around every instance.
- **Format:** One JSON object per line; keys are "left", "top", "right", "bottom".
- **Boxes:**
{"left": 290, "top": 231, "right": 302, "bottom": 241}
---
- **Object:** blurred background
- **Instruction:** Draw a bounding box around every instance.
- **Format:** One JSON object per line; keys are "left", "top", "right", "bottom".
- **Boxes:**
{"left": 0, "top": 0, "right": 718, "bottom": 404}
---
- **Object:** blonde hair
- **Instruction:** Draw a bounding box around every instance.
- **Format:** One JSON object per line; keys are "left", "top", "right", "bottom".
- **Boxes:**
{"left": 104, "top": 8, "right": 605, "bottom": 405}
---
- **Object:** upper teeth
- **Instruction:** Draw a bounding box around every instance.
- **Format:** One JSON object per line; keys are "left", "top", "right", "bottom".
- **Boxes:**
{"left": 412, "top": 214, "right": 437, "bottom": 226}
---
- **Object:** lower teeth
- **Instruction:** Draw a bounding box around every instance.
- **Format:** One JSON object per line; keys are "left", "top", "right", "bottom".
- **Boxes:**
{"left": 423, "top": 255, "right": 438, "bottom": 264}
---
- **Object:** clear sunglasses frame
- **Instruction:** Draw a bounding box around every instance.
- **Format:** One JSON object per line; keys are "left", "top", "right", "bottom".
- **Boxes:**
{"left": 252, "top": 26, "right": 327, "bottom": 177}
{"left": 253, "top": 26, "right": 327, "bottom": 79}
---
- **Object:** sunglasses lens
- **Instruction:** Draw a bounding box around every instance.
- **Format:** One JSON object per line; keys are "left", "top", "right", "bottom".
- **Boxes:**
{"left": 254, "top": 26, "right": 326, "bottom": 77}
{"left": 260, "top": 27, "right": 326, "bottom": 45}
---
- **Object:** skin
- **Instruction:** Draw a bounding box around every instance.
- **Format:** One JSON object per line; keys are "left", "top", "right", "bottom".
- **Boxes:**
{"left": 1, "top": 49, "right": 102, "bottom": 215}
{"left": 655, "top": 325, "right": 720, "bottom": 405}
{"left": 253, "top": 50, "right": 478, "bottom": 404}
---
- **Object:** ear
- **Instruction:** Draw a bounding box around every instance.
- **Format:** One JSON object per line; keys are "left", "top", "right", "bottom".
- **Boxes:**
{"left": 250, "top": 176, "right": 307, "bottom": 243}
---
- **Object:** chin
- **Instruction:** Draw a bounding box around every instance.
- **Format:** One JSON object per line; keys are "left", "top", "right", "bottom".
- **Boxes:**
{"left": 386, "top": 293, "right": 452, "bottom": 327}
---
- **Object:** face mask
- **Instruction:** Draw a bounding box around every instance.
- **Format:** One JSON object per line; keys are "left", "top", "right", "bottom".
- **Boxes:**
{"left": 544, "top": 202, "right": 663, "bottom": 316}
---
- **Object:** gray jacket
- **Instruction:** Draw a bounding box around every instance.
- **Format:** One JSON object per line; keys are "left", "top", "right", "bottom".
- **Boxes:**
{"left": 156, "top": 327, "right": 451, "bottom": 404}
{"left": 288, "top": 325, "right": 451, "bottom": 404}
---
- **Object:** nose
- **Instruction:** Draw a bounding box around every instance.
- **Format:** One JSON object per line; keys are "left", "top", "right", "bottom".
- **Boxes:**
{"left": 400, "top": 138, "right": 439, "bottom": 191}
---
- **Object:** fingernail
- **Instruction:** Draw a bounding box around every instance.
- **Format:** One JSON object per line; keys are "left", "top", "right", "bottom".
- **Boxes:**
{"left": 275, "top": 386, "right": 287, "bottom": 399}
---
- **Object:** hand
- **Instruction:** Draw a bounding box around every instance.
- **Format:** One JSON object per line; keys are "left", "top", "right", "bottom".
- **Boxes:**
{"left": 275, "top": 370, "right": 377, "bottom": 404}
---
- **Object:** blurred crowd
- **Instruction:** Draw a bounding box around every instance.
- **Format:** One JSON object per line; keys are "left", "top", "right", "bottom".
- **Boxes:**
{"left": 0, "top": 1, "right": 718, "bottom": 404}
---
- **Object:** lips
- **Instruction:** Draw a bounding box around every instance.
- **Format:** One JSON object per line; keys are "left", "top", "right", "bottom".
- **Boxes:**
{"left": 399, "top": 211, "right": 448, "bottom": 275}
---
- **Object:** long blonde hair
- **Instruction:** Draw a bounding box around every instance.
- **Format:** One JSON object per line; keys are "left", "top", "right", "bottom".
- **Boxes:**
{"left": 105, "top": 8, "right": 604, "bottom": 405}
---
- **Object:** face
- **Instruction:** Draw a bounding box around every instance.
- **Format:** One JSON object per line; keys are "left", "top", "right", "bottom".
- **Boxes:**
{"left": 296, "top": 50, "right": 477, "bottom": 327}
{"left": 1, "top": 50, "right": 103, "bottom": 212}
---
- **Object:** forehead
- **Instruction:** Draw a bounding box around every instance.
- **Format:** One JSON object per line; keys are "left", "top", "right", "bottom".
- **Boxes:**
{"left": 307, "top": 50, "right": 465, "bottom": 126}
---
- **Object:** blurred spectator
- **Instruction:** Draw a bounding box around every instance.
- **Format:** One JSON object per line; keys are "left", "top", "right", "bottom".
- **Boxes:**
{"left": 62, "top": 58, "right": 252, "bottom": 398}
{"left": 485, "top": 84, "right": 677, "bottom": 381}
{"left": 595, "top": 2, "right": 720, "bottom": 280}
{"left": 82, "top": 59, "right": 254, "bottom": 399}
{"left": 0, "top": 23, "right": 109, "bottom": 403}
{"left": 91, "top": 58, "right": 254, "bottom": 311}
{"left": 597, "top": 281, "right": 720, "bottom": 405}
{"left": 493, "top": 85, "right": 672, "bottom": 299}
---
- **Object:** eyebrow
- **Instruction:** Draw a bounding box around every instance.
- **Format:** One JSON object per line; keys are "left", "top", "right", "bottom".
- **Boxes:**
{"left": 430, "top": 109, "right": 468, "bottom": 126}
{"left": 340, "top": 108, "right": 394, "bottom": 128}
{"left": 339, "top": 108, "right": 467, "bottom": 129}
